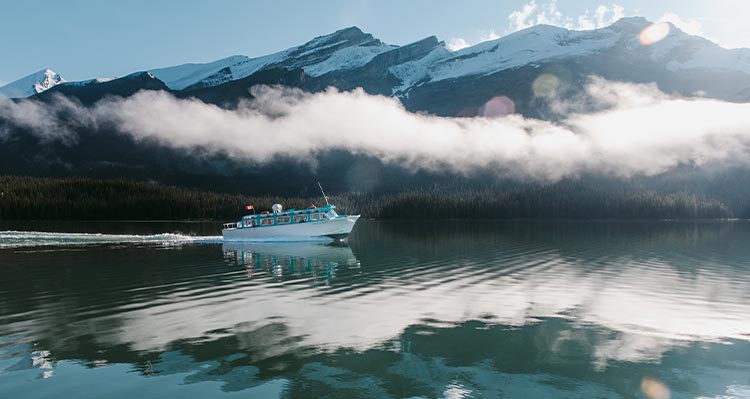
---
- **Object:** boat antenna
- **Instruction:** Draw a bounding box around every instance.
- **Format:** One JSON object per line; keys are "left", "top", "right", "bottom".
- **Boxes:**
{"left": 317, "top": 181, "right": 330, "bottom": 206}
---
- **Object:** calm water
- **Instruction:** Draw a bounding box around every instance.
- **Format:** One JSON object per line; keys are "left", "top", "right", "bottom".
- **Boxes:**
{"left": 0, "top": 220, "right": 749, "bottom": 399}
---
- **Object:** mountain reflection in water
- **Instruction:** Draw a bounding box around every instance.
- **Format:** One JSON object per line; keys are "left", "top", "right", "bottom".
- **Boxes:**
{"left": 0, "top": 220, "right": 749, "bottom": 398}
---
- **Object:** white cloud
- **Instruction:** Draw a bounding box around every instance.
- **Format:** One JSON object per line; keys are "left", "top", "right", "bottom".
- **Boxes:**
{"left": 479, "top": 29, "right": 500, "bottom": 42}
{"left": 451, "top": 1, "right": 626, "bottom": 52}
{"left": 508, "top": 0, "right": 540, "bottom": 31}
{"left": 446, "top": 29, "right": 500, "bottom": 52}
{"left": 654, "top": 12, "right": 745, "bottom": 48}
{"left": 507, "top": 0, "right": 626, "bottom": 32}
{"left": 504, "top": 2, "right": 741, "bottom": 49}
{"left": 658, "top": 12, "right": 703, "bottom": 36}
{"left": 446, "top": 37, "right": 470, "bottom": 51}
{"left": 3, "top": 79, "right": 750, "bottom": 181}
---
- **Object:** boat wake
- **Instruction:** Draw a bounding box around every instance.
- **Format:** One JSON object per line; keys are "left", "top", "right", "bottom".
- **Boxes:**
{"left": 0, "top": 230, "right": 224, "bottom": 249}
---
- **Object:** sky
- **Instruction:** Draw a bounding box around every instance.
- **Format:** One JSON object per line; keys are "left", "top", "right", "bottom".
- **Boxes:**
{"left": 1, "top": 0, "right": 748, "bottom": 86}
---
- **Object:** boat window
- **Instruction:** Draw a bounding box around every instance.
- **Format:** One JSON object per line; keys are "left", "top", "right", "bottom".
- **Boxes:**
{"left": 261, "top": 218, "right": 274, "bottom": 226}
{"left": 326, "top": 209, "right": 338, "bottom": 218}
{"left": 310, "top": 213, "right": 321, "bottom": 220}
{"left": 294, "top": 214, "right": 307, "bottom": 222}
{"left": 277, "top": 216, "right": 291, "bottom": 224}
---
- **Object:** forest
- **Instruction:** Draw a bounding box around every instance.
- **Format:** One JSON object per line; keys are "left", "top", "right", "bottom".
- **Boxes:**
{"left": 0, "top": 175, "right": 736, "bottom": 220}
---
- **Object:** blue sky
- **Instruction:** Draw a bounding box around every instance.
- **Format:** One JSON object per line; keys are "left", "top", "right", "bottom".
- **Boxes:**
{"left": 1, "top": 0, "right": 747, "bottom": 85}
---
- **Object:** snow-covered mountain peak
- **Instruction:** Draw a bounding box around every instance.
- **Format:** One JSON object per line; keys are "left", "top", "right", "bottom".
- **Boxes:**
{"left": 296, "top": 27, "right": 398, "bottom": 76}
{"left": 421, "top": 23, "right": 620, "bottom": 84}
{"left": 0, "top": 68, "right": 65, "bottom": 98}
{"left": 150, "top": 26, "right": 393, "bottom": 89}
{"left": 608, "top": 16, "right": 651, "bottom": 31}
{"left": 300, "top": 26, "right": 371, "bottom": 48}
{"left": 288, "top": 26, "right": 385, "bottom": 63}
{"left": 35, "top": 69, "right": 64, "bottom": 91}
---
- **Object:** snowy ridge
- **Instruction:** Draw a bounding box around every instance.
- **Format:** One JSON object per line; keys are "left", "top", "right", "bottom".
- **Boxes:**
{"left": 150, "top": 26, "right": 389, "bottom": 89}
{"left": 635, "top": 21, "right": 750, "bottom": 74}
{"left": 5, "top": 18, "right": 749, "bottom": 99}
{"left": 150, "top": 55, "right": 250, "bottom": 90}
{"left": 426, "top": 25, "right": 620, "bottom": 83}
{"left": 144, "top": 18, "right": 750, "bottom": 92}
{"left": 665, "top": 46, "right": 750, "bottom": 74}
{"left": 59, "top": 77, "right": 114, "bottom": 88}
{"left": 387, "top": 18, "right": 750, "bottom": 90}
{"left": 388, "top": 46, "right": 453, "bottom": 95}
{"left": 0, "top": 69, "right": 65, "bottom": 98}
{"left": 303, "top": 43, "right": 397, "bottom": 77}
{"left": 297, "top": 40, "right": 348, "bottom": 58}
{"left": 190, "top": 50, "right": 293, "bottom": 89}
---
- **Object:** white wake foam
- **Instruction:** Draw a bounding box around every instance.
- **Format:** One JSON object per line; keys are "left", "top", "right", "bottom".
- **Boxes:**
{"left": 0, "top": 231, "right": 223, "bottom": 248}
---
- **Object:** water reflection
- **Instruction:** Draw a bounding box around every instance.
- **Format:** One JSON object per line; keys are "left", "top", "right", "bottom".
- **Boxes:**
{"left": 222, "top": 242, "right": 360, "bottom": 284}
{"left": 1, "top": 221, "right": 749, "bottom": 398}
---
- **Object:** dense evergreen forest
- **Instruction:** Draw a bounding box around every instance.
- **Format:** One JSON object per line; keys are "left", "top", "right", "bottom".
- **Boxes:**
{"left": 0, "top": 175, "right": 736, "bottom": 220}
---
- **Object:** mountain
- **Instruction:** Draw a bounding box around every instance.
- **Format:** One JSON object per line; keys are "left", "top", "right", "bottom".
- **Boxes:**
{"left": 37, "top": 72, "right": 167, "bottom": 105}
{"left": 400, "top": 17, "right": 750, "bottom": 116}
{"left": 156, "top": 17, "right": 750, "bottom": 116}
{"left": 150, "top": 27, "right": 396, "bottom": 91}
{"left": 8, "top": 18, "right": 750, "bottom": 111}
{"left": 396, "top": 18, "right": 750, "bottom": 94}
{"left": 0, "top": 69, "right": 65, "bottom": 98}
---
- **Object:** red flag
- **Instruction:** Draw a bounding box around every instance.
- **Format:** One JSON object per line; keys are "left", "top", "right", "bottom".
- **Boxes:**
{"left": 246, "top": 204, "right": 254, "bottom": 210}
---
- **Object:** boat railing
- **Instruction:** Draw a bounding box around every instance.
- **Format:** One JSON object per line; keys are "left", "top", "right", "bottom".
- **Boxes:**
{"left": 223, "top": 204, "right": 342, "bottom": 230}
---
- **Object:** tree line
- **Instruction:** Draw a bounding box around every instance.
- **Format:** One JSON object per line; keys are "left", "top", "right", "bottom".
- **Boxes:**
{"left": 0, "top": 175, "right": 735, "bottom": 220}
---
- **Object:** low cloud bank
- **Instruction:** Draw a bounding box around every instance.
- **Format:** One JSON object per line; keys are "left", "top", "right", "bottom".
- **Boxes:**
{"left": 1, "top": 78, "right": 750, "bottom": 181}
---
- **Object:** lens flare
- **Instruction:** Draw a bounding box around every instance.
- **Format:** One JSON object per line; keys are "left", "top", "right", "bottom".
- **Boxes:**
{"left": 479, "top": 96, "right": 515, "bottom": 117}
{"left": 639, "top": 22, "right": 670, "bottom": 45}
{"left": 641, "top": 377, "right": 670, "bottom": 399}
{"left": 532, "top": 73, "right": 560, "bottom": 98}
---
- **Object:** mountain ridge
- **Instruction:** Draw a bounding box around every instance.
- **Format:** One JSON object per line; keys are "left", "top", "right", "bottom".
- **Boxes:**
{"left": 1, "top": 17, "right": 747, "bottom": 105}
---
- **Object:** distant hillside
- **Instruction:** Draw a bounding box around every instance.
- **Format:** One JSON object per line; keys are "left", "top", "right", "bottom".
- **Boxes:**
{"left": 0, "top": 176, "right": 735, "bottom": 220}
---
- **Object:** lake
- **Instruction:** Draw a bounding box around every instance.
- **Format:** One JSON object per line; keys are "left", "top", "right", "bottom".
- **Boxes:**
{"left": 1, "top": 220, "right": 749, "bottom": 398}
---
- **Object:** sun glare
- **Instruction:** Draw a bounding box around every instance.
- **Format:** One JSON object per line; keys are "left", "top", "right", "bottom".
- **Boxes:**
{"left": 479, "top": 96, "right": 515, "bottom": 117}
{"left": 639, "top": 22, "right": 671, "bottom": 45}
{"left": 532, "top": 73, "right": 561, "bottom": 98}
{"left": 641, "top": 377, "right": 671, "bottom": 399}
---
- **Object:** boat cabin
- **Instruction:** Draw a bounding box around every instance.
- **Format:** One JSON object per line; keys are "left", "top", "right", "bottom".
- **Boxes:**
{"left": 222, "top": 205, "right": 339, "bottom": 230}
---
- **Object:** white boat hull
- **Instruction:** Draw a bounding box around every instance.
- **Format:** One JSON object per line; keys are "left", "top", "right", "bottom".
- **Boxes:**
{"left": 222, "top": 215, "right": 359, "bottom": 241}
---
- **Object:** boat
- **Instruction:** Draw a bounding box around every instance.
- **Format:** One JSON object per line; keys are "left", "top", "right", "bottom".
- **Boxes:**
{"left": 222, "top": 200, "right": 360, "bottom": 241}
